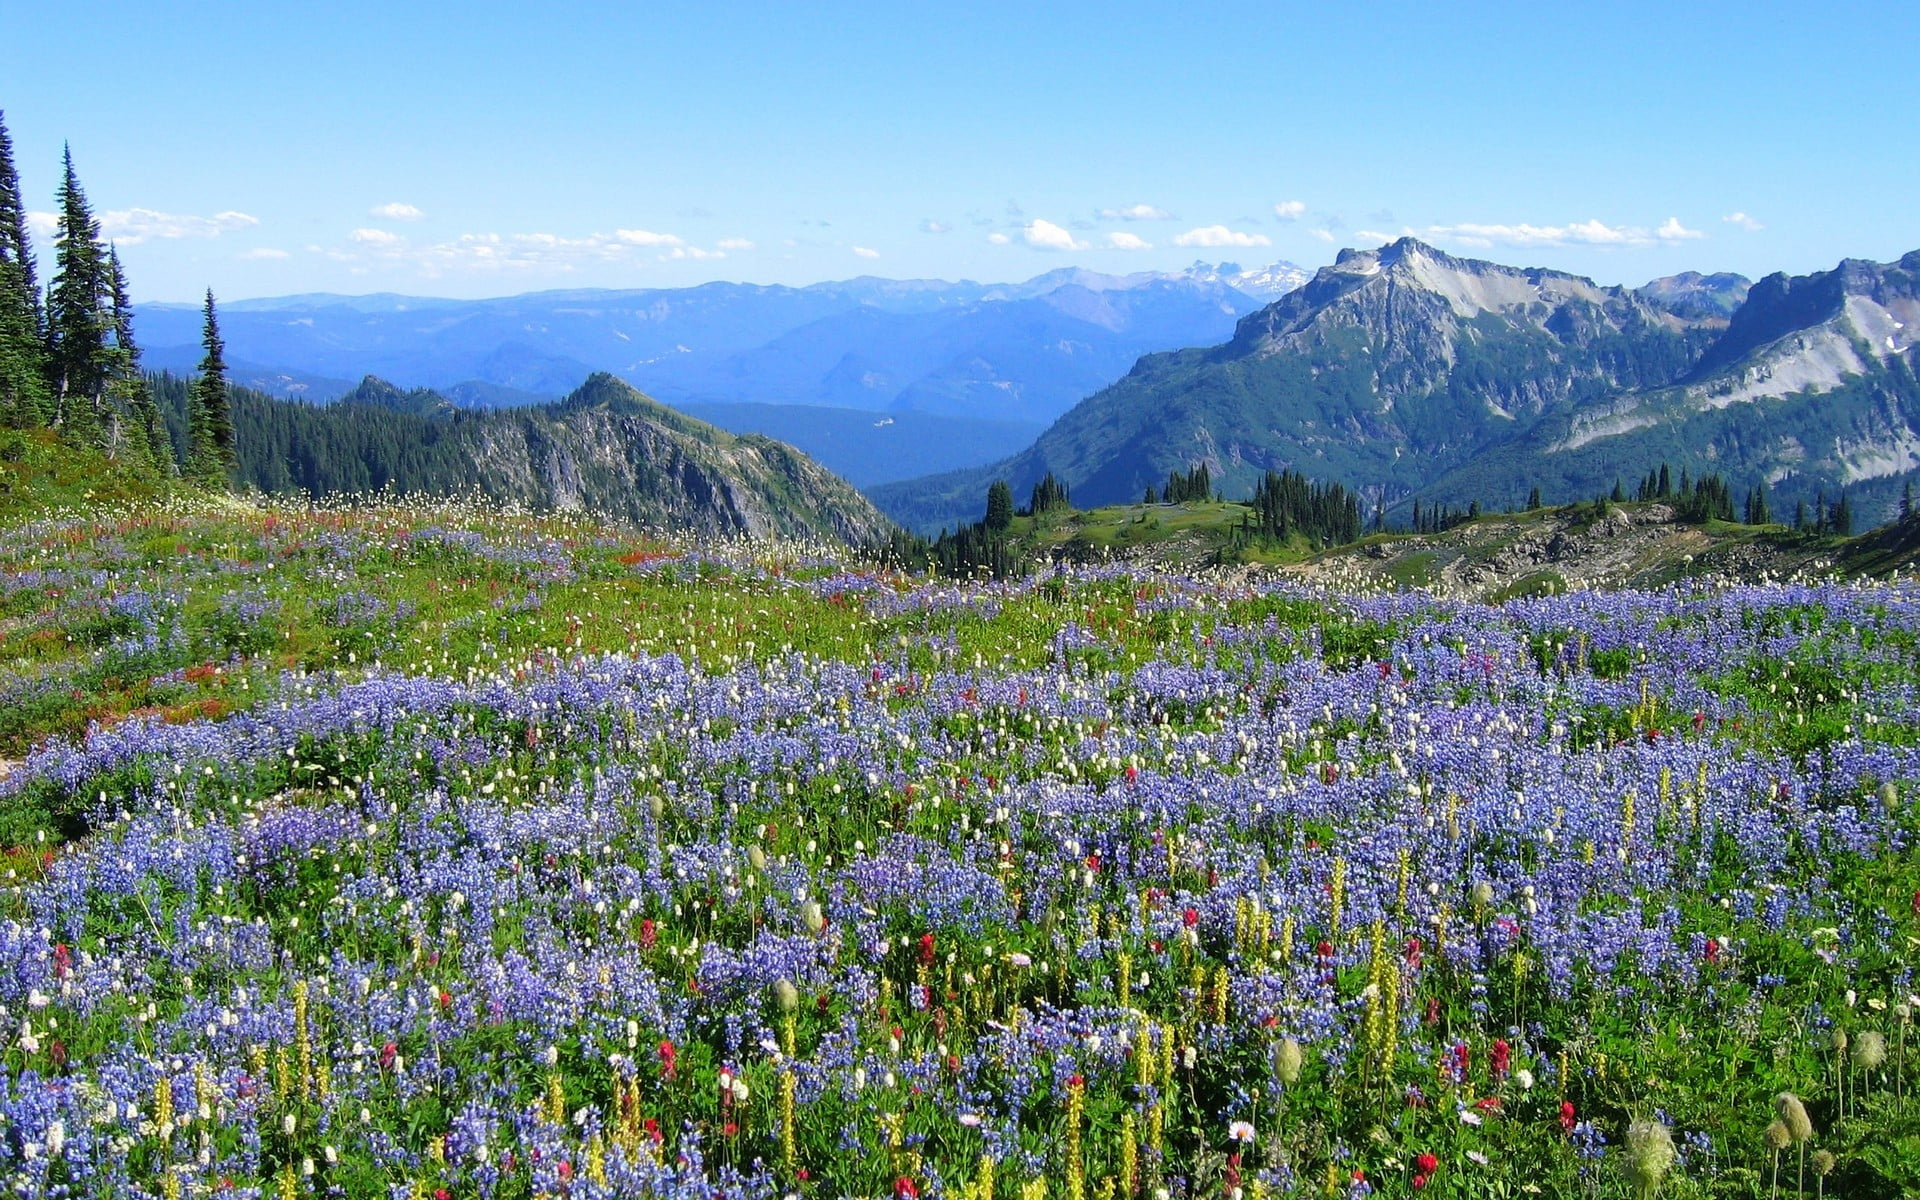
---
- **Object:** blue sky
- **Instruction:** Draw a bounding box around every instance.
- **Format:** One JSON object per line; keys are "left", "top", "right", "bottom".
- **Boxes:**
{"left": 5, "top": 1, "right": 1916, "bottom": 301}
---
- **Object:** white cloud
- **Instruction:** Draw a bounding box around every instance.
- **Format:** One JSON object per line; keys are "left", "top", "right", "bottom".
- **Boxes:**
{"left": 26, "top": 206, "right": 259, "bottom": 246}
{"left": 239, "top": 247, "right": 291, "bottom": 260}
{"left": 1272, "top": 200, "right": 1307, "bottom": 221}
{"left": 329, "top": 226, "right": 700, "bottom": 275}
{"left": 853, "top": 246, "right": 880, "bottom": 258}
{"left": 1722, "top": 211, "right": 1764, "bottom": 232}
{"left": 1098, "top": 203, "right": 1173, "bottom": 221}
{"left": 77, "top": 208, "right": 259, "bottom": 245}
{"left": 370, "top": 202, "right": 424, "bottom": 221}
{"left": 1023, "top": 219, "right": 1086, "bottom": 251}
{"left": 987, "top": 232, "right": 1012, "bottom": 245}
{"left": 717, "top": 238, "right": 756, "bottom": 251}
{"left": 1309, "top": 228, "right": 1334, "bottom": 243}
{"left": 919, "top": 219, "right": 952, "bottom": 234}
{"left": 1106, "top": 231, "right": 1153, "bottom": 251}
{"left": 1420, "top": 217, "right": 1703, "bottom": 250}
{"left": 615, "top": 228, "right": 683, "bottom": 247}
{"left": 1173, "top": 225, "right": 1272, "bottom": 249}
{"left": 1355, "top": 230, "right": 1395, "bottom": 244}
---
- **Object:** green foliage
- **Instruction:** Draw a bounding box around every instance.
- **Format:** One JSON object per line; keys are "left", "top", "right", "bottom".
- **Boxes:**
{"left": 189, "top": 289, "right": 235, "bottom": 482}
{"left": 45, "top": 145, "right": 109, "bottom": 441}
{"left": 984, "top": 479, "right": 1013, "bottom": 531}
{"left": 0, "top": 111, "right": 49, "bottom": 430}
{"left": 1233, "top": 467, "right": 1362, "bottom": 549}
{"left": 1162, "top": 461, "right": 1212, "bottom": 504}
{"left": 1026, "top": 472, "right": 1070, "bottom": 516}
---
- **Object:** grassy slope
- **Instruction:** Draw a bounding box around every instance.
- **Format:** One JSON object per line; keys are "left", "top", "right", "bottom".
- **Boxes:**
{"left": 0, "top": 428, "right": 175, "bottom": 524}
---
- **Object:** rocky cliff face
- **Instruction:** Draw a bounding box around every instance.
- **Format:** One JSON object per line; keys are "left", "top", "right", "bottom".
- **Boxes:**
{"left": 464, "top": 381, "right": 893, "bottom": 543}
{"left": 1224, "top": 237, "right": 1705, "bottom": 426}
{"left": 1469, "top": 252, "right": 1920, "bottom": 510}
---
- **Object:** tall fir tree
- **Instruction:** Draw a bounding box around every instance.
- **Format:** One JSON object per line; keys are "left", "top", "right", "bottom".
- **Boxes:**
{"left": 189, "top": 289, "right": 235, "bottom": 481}
{"left": 0, "top": 110, "right": 51, "bottom": 427}
{"left": 105, "top": 247, "right": 169, "bottom": 470}
{"left": 45, "top": 144, "right": 109, "bottom": 443}
{"left": 983, "top": 479, "right": 1013, "bottom": 531}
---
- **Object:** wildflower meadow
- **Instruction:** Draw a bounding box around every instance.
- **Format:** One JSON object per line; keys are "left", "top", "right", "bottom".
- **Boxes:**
{"left": 0, "top": 497, "right": 1916, "bottom": 1198}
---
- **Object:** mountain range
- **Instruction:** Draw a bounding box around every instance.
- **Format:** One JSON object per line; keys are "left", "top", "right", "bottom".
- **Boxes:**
{"left": 870, "top": 239, "right": 1918, "bottom": 533}
{"left": 210, "top": 372, "right": 892, "bottom": 543}
{"left": 132, "top": 260, "right": 1309, "bottom": 484}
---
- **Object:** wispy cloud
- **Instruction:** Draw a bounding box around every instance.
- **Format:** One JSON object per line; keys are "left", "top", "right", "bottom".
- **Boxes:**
{"left": 238, "top": 247, "right": 291, "bottom": 260}
{"left": 1097, "top": 203, "right": 1173, "bottom": 222}
{"left": 1106, "top": 231, "right": 1152, "bottom": 251}
{"left": 615, "top": 228, "right": 683, "bottom": 247}
{"left": 35, "top": 208, "right": 263, "bottom": 245}
{"left": 1354, "top": 230, "right": 1395, "bottom": 245}
{"left": 919, "top": 219, "right": 952, "bottom": 234}
{"left": 1421, "top": 217, "right": 1707, "bottom": 250}
{"left": 369, "top": 202, "right": 424, "bottom": 221}
{"left": 1722, "top": 211, "right": 1764, "bottom": 232}
{"left": 1023, "top": 219, "right": 1086, "bottom": 251}
{"left": 1272, "top": 200, "right": 1307, "bottom": 221}
{"left": 1309, "top": 228, "right": 1334, "bottom": 243}
{"left": 1173, "top": 225, "right": 1272, "bottom": 249}
{"left": 987, "top": 232, "right": 1011, "bottom": 245}
{"left": 326, "top": 224, "right": 732, "bottom": 275}
{"left": 853, "top": 246, "right": 880, "bottom": 259}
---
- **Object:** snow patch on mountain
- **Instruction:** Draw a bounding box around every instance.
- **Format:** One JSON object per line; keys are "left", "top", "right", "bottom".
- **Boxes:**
{"left": 1845, "top": 294, "right": 1917, "bottom": 359}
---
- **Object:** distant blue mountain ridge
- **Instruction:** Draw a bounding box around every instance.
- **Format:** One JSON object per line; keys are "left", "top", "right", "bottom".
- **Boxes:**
{"left": 132, "top": 261, "right": 1310, "bottom": 484}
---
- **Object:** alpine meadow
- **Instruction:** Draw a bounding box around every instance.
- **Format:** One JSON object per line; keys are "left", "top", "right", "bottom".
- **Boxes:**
{"left": 3, "top": 5, "right": 1920, "bottom": 1199}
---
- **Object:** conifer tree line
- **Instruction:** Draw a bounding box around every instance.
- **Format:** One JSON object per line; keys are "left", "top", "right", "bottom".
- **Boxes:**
{"left": 0, "top": 112, "right": 232, "bottom": 483}
{"left": 1406, "top": 498, "right": 1479, "bottom": 535}
{"left": 1235, "top": 468, "right": 1362, "bottom": 548}
{"left": 1150, "top": 462, "right": 1213, "bottom": 505}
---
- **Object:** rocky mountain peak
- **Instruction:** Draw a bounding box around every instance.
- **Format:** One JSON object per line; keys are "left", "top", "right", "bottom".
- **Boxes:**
{"left": 1693, "top": 250, "right": 1920, "bottom": 378}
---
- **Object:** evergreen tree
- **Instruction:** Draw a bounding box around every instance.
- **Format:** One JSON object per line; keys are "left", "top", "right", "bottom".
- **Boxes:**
{"left": 190, "top": 290, "right": 235, "bottom": 480}
{"left": 45, "top": 144, "right": 110, "bottom": 442}
{"left": 1143, "top": 483, "right": 1159, "bottom": 505}
{"left": 1610, "top": 478, "right": 1624, "bottom": 503}
{"left": 1903, "top": 480, "right": 1913, "bottom": 522}
{"left": 1526, "top": 486, "right": 1541, "bottom": 510}
{"left": 983, "top": 479, "right": 1013, "bottom": 531}
{"left": 1027, "top": 472, "right": 1069, "bottom": 516}
{"left": 1793, "top": 499, "right": 1807, "bottom": 531}
{"left": 1656, "top": 463, "right": 1671, "bottom": 498}
{"left": 0, "top": 110, "right": 50, "bottom": 427}
{"left": 1830, "top": 490, "right": 1852, "bottom": 536}
{"left": 104, "top": 248, "right": 169, "bottom": 469}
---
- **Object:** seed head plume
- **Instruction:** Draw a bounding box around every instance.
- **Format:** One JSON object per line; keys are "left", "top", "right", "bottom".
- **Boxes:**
{"left": 1625, "top": 1118, "right": 1675, "bottom": 1198}
{"left": 1775, "top": 1092, "right": 1813, "bottom": 1143}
